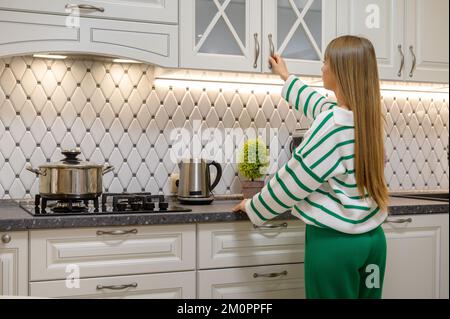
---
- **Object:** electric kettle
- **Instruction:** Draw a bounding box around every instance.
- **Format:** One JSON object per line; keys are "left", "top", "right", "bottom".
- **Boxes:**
{"left": 176, "top": 158, "right": 222, "bottom": 204}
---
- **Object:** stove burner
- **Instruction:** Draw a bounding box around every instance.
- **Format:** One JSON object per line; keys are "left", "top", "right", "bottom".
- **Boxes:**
{"left": 34, "top": 194, "right": 99, "bottom": 214}
{"left": 22, "top": 192, "right": 192, "bottom": 216}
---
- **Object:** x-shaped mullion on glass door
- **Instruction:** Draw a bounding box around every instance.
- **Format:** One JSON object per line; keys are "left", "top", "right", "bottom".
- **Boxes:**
{"left": 278, "top": 0, "right": 322, "bottom": 59}
{"left": 194, "top": 0, "right": 247, "bottom": 56}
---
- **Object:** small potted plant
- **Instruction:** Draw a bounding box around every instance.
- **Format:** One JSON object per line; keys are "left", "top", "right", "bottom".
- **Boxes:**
{"left": 238, "top": 138, "right": 269, "bottom": 198}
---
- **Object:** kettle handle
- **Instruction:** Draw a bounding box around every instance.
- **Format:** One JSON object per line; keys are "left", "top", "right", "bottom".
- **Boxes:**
{"left": 208, "top": 161, "right": 222, "bottom": 191}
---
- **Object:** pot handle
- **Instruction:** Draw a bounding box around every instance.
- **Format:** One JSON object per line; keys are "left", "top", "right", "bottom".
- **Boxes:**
{"left": 26, "top": 166, "right": 46, "bottom": 176}
{"left": 208, "top": 161, "right": 222, "bottom": 191}
{"left": 102, "top": 165, "right": 115, "bottom": 175}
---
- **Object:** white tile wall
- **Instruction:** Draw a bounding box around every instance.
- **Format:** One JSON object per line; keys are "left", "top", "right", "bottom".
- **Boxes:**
{"left": 0, "top": 56, "right": 449, "bottom": 199}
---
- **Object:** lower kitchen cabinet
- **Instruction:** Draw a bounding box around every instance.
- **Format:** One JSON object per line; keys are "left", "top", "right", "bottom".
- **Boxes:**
{"left": 197, "top": 264, "right": 305, "bottom": 299}
{"left": 382, "top": 214, "right": 449, "bottom": 299}
{"left": 30, "top": 271, "right": 196, "bottom": 299}
{"left": 0, "top": 231, "right": 28, "bottom": 296}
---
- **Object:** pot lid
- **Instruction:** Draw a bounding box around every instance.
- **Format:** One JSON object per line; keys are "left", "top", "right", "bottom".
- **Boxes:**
{"left": 38, "top": 149, "right": 104, "bottom": 169}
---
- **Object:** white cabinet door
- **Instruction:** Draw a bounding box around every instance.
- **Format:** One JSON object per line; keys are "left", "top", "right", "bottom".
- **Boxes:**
{"left": 198, "top": 263, "right": 305, "bottom": 299}
{"left": 382, "top": 214, "right": 449, "bottom": 299}
{"left": 262, "top": 0, "right": 337, "bottom": 76}
{"left": 0, "top": 231, "right": 28, "bottom": 296}
{"left": 405, "top": 0, "right": 449, "bottom": 82}
{"left": 30, "top": 271, "right": 196, "bottom": 299}
{"left": 180, "top": 0, "right": 262, "bottom": 72}
{"left": 336, "top": 0, "right": 405, "bottom": 80}
{"left": 0, "top": 0, "right": 178, "bottom": 24}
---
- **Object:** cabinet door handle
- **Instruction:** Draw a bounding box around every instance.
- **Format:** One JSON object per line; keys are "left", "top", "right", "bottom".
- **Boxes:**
{"left": 1, "top": 234, "right": 11, "bottom": 244}
{"left": 409, "top": 45, "right": 416, "bottom": 78}
{"left": 253, "top": 270, "right": 288, "bottom": 278}
{"left": 385, "top": 218, "right": 412, "bottom": 224}
{"left": 253, "top": 33, "right": 260, "bottom": 69}
{"left": 397, "top": 45, "right": 405, "bottom": 77}
{"left": 253, "top": 222, "right": 288, "bottom": 230}
{"left": 96, "top": 283, "right": 138, "bottom": 290}
{"left": 268, "top": 33, "right": 275, "bottom": 69}
{"left": 65, "top": 4, "right": 105, "bottom": 12}
{"left": 96, "top": 229, "right": 138, "bottom": 236}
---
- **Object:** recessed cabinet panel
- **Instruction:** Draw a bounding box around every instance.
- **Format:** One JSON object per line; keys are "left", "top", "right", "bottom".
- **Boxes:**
{"left": 0, "top": 11, "right": 80, "bottom": 57}
{"left": 198, "top": 264, "right": 305, "bottom": 299}
{"left": 30, "top": 271, "right": 196, "bottom": 299}
{"left": 0, "top": 11, "right": 178, "bottom": 68}
{"left": 405, "top": 0, "right": 449, "bottom": 82}
{"left": 0, "top": 0, "right": 178, "bottom": 24}
{"left": 30, "top": 224, "right": 196, "bottom": 281}
{"left": 86, "top": 18, "right": 178, "bottom": 67}
{"left": 198, "top": 221, "right": 306, "bottom": 269}
{"left": 382, "top": 214, "right": 449, "bottom": 299}
{"left": 0, "top": 231, "right": 28, "bottom": 296}
{"left": 337, "top": 0, "right": 404, "bottom": 80}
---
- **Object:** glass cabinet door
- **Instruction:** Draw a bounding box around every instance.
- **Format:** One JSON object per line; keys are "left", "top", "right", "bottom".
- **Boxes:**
{"left": 263, "top": 0, "right": 337, "bottom": 75}
{"left": 180, "top": 0, "right": 262, "bottom": 72}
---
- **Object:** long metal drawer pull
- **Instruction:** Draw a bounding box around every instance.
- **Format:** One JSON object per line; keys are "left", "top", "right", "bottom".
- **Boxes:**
{"left": 409, "top": 45, "right": 416, "bottom": 78}
{"left": 397, "top": 44, "right": 405, "bottom": 77}
{"left": 253, "top": 222, "right": 288, "bottom": 230}
{"left": 253, "top": 33, "right": 260, "bottom": 69}
{"left": 96, "top": 229, "right": 138, "bottom": 236}
{"left": 65, "top": 4, "right": 105, "bottom": 12}
{"left": 96, "top": 283, "right": 138, "bottom": 290}
{"left": 253, "top": 270, "right": 288, "bottom": 278}
{"left": 385, "top": 218, "right": 412, "bottom": 224}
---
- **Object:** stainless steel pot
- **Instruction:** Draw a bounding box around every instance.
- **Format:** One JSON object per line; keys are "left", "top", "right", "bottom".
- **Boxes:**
{"left": 26, "top": 149, "right": 114, "bottom": 199}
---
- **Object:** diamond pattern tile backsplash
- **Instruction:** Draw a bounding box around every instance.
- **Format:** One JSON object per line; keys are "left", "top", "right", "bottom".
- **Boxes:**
{"left": 0, "top": 56, "right": 448, "bottom": 199}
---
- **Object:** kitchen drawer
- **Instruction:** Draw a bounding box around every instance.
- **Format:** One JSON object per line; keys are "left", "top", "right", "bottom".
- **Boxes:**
{"left": 198, "top": 263, "right": 305, "bottom": 299}
{"left": 0, "top": 0, "right": 178, "bottom": 24}
{"left": 30, "top": 224, "right": 196, "bottom": 281}
{"left": 197, "top": 220, "right": 305, "bottom": 269}
{"left": 30, "top": 271, "right": 196, "bottom": 298}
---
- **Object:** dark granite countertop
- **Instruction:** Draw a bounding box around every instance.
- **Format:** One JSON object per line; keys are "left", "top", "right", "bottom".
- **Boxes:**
{"left": 0, "top": 196, "right": 448, "bottom": 231}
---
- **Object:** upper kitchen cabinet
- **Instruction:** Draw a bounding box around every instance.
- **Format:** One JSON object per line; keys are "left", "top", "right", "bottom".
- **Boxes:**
{"left": 0, "top": 1, "right": 179, "bottom": 67}
{"left": 337, "top": 0, "right": 449, "bottom": 83}
{"left": 180, "top": 0, "right": 336, "bottom": 75}
{"left": 0, "top": 0, "right": 178, "bottom": 24}
{"left": 404, "top": 0, "right": 449, "bottom": 83}
{"left": 262, "top": 0, "right": 337, "bottom": 75}
{"left": 180, "top": 0, "right": 262, "bottom": 72}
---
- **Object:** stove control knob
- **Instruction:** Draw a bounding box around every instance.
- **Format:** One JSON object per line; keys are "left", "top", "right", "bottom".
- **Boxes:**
{"left": 144, "top": 202, "right": 155, "bottom": 211}
{"left": 159, "top": 202, "right": 169, "bottom": 210}
{"left": 117, "top": 202, "right": 128, "bottom": 211}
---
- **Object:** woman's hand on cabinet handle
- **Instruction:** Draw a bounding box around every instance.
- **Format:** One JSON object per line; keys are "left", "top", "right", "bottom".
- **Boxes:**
{"left": 269, "top": 55, "right": 289, "bottom": 81}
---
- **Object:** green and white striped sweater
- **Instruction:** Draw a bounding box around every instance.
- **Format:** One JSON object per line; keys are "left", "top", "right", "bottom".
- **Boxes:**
{"left": 244, "top": 75, "right": 388, "bottom": 234}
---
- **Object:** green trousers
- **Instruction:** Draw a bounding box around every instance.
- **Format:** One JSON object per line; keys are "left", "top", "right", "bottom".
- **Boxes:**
{"left": 304, "top": 224, "right": 387, "bottom": 299}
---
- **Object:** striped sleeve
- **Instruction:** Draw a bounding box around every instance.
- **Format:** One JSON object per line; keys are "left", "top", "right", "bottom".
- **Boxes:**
{"left": 245, "top": 112, "right": 348, "bottom": 226}
{"left": 281, "top": 75, "right": 338, "bottom": 122}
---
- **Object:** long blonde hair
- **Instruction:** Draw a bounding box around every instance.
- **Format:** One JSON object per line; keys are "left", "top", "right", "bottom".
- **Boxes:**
{"left": 324, "top": 35, "right": 389, "bottom": 212}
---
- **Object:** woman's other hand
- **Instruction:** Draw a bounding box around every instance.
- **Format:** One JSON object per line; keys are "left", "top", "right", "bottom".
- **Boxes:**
{"left": 232, "top": 199, "right": 247, "bottom": 213}
{"left": 269, "top": 54, "right": 289, "bottom": 81}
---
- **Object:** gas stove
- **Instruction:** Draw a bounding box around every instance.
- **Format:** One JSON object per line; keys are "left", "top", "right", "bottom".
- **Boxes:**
{"left": 19, "top": 193, "right": 192, "bottom": 216}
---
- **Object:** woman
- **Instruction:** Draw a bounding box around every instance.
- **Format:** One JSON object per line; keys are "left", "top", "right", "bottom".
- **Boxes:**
{"left": 233, "top": 35, "right": 389, "bottom": 299}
